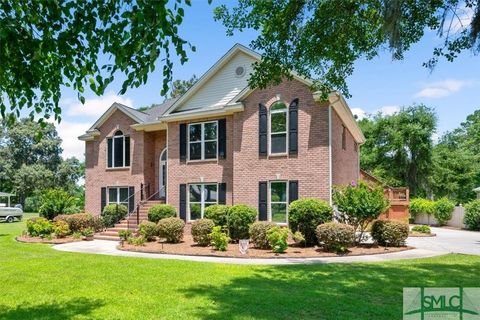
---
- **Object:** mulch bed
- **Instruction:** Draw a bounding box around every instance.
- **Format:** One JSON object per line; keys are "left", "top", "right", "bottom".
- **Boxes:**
{"left": 409, "top": 232, "right": 436, "bottom": 237}
{"left": 16, "top": 235, "right": 83, "bottom": 244}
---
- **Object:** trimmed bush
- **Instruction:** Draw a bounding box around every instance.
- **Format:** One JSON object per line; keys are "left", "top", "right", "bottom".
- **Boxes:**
{"left": 38, "top": 189, "right": 77, "bottom": 220}
{"left": 464, "top": 200, "right": 480, "bottom": 231}
{"left": 81, "top": 227, "right": 94, "bottom": 237}
{"left": 371, "top": 220, "right": 409, "bottom": 247}
{"left": 191, "top": 219, "right": 215, "bottom": 246}
{"left": 53, "top": 220, "right": 71, "bottom": 238}
{"left": 102, "top": 204, "right": 128, "bottom": 228}
{"left": 433, "top": 197, "right": 455, "bottom": 225}
{"left": 227, "top": 204, "right": 257, "bottom": 241}
{"left": 118, "top": 230, "right": 132, "bottom": 241}
{"left": 315, "top": 222, "right": 354, "bottom": 253}
{"left": 249, "top": 221, "right": 276, "bottom": 249}
{"left": 209, "top": 226, "right": 230, "bottom": 251}
{"left": 127, "top": 235, "right": 146, "bottom": 246}
{"left": 409, "top": 198, "right": 435, "bottom": 218}
{"left": 288, "top": 198, "right": 333, "bottom": 246}
{"left": 411, "top": 225, "right": 431, "bottom": 234}
{"left": 292, "top": 231, "right": 305, "bottom": 245}
{"left": 138, "top": 221, "right": 158, "bottom": 241}
{"left": 26, "top": 217, "right": 53, "bottom": 238}
{"left": 266, "top": 226, "right": 289, "bottom": 253}
{"left": 147, "top": 204, "right": 176, "bottom": 223}
{"left": 204, "top": 205, "right": 230, "bottom": 227}
{"left": 157, "top": 217, "right": 185, "bottom": 243}
{"left": 54, "top": 213, "right": 95, "bottom": 232}
{"left": 92, "top": 216, "right": 104, "bottom": 232}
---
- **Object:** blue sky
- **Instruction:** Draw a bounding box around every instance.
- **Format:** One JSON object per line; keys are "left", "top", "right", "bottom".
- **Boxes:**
{"left": 55, "top": 1, "right": 479, "bottom": 160}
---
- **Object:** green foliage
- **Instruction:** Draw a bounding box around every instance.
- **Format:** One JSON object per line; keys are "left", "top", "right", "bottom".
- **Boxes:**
{"left": 138, "top": 221, "right": 158, "bottom": 242}
{"left": 464, "top": 200, "right": 480, "bottom": 231}
{"left": 204, "top": 204, "right": 230, "bottom": 227}
{"left": 38, "top": 189, "right": 77, "bottom": 220}
{"left": 92, "top": 216, "right": 104, "bottom": 232}
{"left": 118, "top": 230, "right": 133, "bottom": 241}
{"left": 167, "top": 75, "right": 198, "bottom": 99}
{"left": 26, "top": 217, "right": 53, "bottom": 238}
{"left": 191, "top": 219, "right": 215, "bottom": 246}
{"left": 147, "top": 204, "right": 176, "bottom": 223}
{"left": 81, "top": 227, "right": 94, "bottom": 237}
{"left": 209, "top": 226, "right": 230, "bottom": 251}
{"left": 266, "top": 226, "right": 288, "bottom": 253}
{"left": 102, "top": 204, "right": 128, "bottom": 228}
{"left": 157, "top": 217, "right": 185, "bottom": 243}
{"left": 288, "top": 198, "right": 333, "bottom": 246}
{"left": 333, "top": 181, "right": 389, "bottom": 244}
{"left": 433, "top": 197, "right": 455, "bottom": 225}
{"left": 316, "top": 223, "right": 354, "bottom": 253}
{"left": 411, "top": 225, "right": 431, "bottom": 234}
{"left": 127, "top": 236, "right": 146, "bottom": 246}
{"left": 249, "top": 221, "right": 276, "bottom": 249}
{"left": 409, "top": 198, "right": 435, "bottom": 217}
{"left": 226, "top": 205, "right": 257, "bottom": 241}
{"left": 72, "top": 232, "right": 82, "bottom": 240}
{"left": 53, "top": 220, "right": 70, "bottom": 238}
{"left": 54, "top": 213, "right": 95, "bottom": 233}
{"left": 292, "top": 231, "right": 305, "bottom": 245}
{"left": 371, "top": 220, "right": 409, "bottom": 247}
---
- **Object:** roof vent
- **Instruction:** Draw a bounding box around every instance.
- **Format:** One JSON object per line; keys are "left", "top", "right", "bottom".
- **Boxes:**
{"left": 235, "top": 66, "right": 245, "bottom": 77}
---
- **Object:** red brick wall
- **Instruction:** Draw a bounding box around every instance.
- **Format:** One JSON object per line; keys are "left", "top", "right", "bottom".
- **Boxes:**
{"left": 143, "top": 131, "right": 167, "bottom": 198}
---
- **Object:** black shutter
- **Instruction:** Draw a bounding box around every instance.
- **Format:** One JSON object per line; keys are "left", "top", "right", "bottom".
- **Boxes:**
{"left": 125, "top": 136, "right": 130, "bottom": 166}
{"left": 289, "top": 180, "right": 298, "bottom": 204}
{"left": 107, "top": 139, "right": 112, "bottom": 168}
{"left": 180, "top": 123, "right": 187, "bottom": 161}
{"left": 179, "top": 184, "right": 187, "bottom": 220}
{"left": 218, "top": 119, "right": 226, "bottom": 159}
{"left": 128, "top": 186, "right": 135, "bottom": 213}
{"left": 289, "top": 98, "right": 299, "bottom": 155}
{"left": 218, "top": 183, "right": 226, "bottom": 204}
{"left": 101, "top": 187, "right": 107, "bottom": 214}
{"left": 259, "top": 103, "right": 268, "bottom": 156}
{"left": 258, "top": 181, "right": 268, "bottom": 221}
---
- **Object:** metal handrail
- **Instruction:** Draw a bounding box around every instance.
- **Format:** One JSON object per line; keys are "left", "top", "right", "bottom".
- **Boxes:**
{"left": 126, "top": 186, "right": 164, "bottom": 231}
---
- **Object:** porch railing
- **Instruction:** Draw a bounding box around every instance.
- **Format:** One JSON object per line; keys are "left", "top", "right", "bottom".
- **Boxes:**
{"left": 126, "top": 186, "right": 163, "bottom": 231}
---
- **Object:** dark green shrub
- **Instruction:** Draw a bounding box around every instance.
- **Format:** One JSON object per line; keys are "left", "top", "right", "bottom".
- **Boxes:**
{"left": 411, "top": 225, "right": 431, "bottom": 234}
{"left": 249, "top": 221, "right": 276, "bottom": 249}
{"left": 147, "top": 204, "right": 176, "bottom": 223}
{"left": 315, "top": 222, "right": 354, "bottom": 253}
{"left": 191, "top": 219, "right": 215, "bottom": 246}
{"left": 54, "top": 213, "right": 95, "bottom": 232}
{"left": 209, "top": 226, "right": 230, "bottom": 251}
{"left": 92, "top": 216, "right": 104, "bottom": 232}
{"left": 288, "top": 198, "right": 333, "bottom": 246}
{"left": 138, "top": 221, "right": 158, "bottom": 241}
{"left": 267, "top": 226, "right": 289, "bottom": 253}
{"left": 157, "top": 217, "right": 185, "bottom": 243}
{"left": 24, "top": 194, "right": 41, "bottom": 213}
{"left": 204, "top": 205, "right": 230, "bottom": 227}
{"left": 227, "top": 204, "right": 257, "bottom": 241}
{"left": 102, "top": 204, "right": 128, "bottom": 227}
{"left": 118, "top": 230, "right": 132, "bottom": 241}
{"left": 464, "top": 200, "right": 480, "bottom": 231}
{"left": 26, "top": 217, "right": 53, "bottom": 238}
{"left": 38, "top": 189, "right": 76, "bottom": 220}
{"left": 371, "top": 220, "right": 409, "bottom": 247}
{"left": 433, "top": 197, "right": 455, "bottom": 225}
{"left": 409, "top": 198, "right": 435, "bottom": 218}
{"left": 53, "top": 220, "right": 71, "bottom": 238}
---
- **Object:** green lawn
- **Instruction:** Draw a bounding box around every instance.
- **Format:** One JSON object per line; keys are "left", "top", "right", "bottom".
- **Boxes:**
{"left": 1, "top": 213, "right": 479, "bottom": 320}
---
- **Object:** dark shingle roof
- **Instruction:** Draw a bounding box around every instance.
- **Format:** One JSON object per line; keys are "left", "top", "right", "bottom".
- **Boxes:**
{"left": 144, "top": 97, "right": 179, "bottom": 122}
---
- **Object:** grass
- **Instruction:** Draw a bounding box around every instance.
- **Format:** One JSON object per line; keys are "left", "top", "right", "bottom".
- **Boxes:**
{"left": 1, "top": 213, "right": 479, "bottom": 319}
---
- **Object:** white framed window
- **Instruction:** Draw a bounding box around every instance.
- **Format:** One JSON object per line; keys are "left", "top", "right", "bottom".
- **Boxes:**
{"left": 270, "top": 181, "right": 288, "bottom": 224}
{"left": 108, "top": 187, "right": 129, "bottom": 207}
{"left": 188, "top": 121, "right": 218, "bottom": 160}
{"left": 107, "top": 130, "right": 130, "bottom": 168}
{"left": 188, "top": 183, "right": 218, "bottom": 221}
{"left": 269, "top": 102, "right": 288, "bottom": 154}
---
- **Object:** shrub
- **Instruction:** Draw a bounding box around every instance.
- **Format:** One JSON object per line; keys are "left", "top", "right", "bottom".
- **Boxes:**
{"left": 127, "top": 235, "right": 146, "bottom": 246}
{"left": 411, "top": 225, "right": 431, "bottom": 234}
{"left": 26, "top": 217, "right": 53, "bottom": 238}
{"left": 204, "top": 205, "right": 230, "bottom": 227}
{"left": 157, "top": 217, "right": 185, "bottom": 243}
{"left": 81, "top": 227, "right": 94, "bottom": 237}
{"left": 38, "top": 189, "right": 77, "bottom": 220}
{"left": 147, "top": 204, "right": 176, "bottom": 223}
{"left": 292, "top": 231, "right": 305, "bottom": 245}
{"left": 249, "top": 221, "right": 276, "bottom": 249}
{"left": 288, "top": 198, "right": 333, "bottom": 246}
{"left": 315, "top": 222, "right": 354, "bottom": 253}
{"left": 92, "top": 216, "right": 104, "bottom": 232}
{"left": 138, "top": 221, "right": 158, "bottom": 241}
{"left": 209, "top": 226, "right": 230, "bottom": 251}
{"left": 53, "top": 220, "right": 71, "bottom": 238}
{"left": 191, "top": 219, "right": 215, "bottom": 246}
{"left": 371, "top": 220, "right": 409, "bottom": 247}
{"left": 227, "top": 205, "right": 257, "bottom": 241}
{"left": 409, "top": 198, "right": 435, "bottom": 218}
{"left": 102, "top": 204, "right": 128, "bottom": 227}
{"left": 72, "top": 232, "right": 82, "bottom": 240}
{"left": 118, "top": 230, "right": 133, "bottom": 241}
{"left": 464, "top": 200, "right": 480, "bottom": 231}
{"left": 266, "top": 226, "right": 289, "bottom": 253}
{"left": 433, "top": 197, "right": 455, "bottom": 225}
{"left": 54, "top": 213, "right": 95, "bottom": 232}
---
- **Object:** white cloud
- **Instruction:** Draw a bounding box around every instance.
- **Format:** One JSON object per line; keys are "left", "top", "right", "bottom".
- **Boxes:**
{"left": 351, "top": 108, "right": 367, "bottom": 120}
{"left": 63, "top": 91, "right": 133, "bottom": 118}
{"left": 378, "top": 105, "right": 400, "bottom": 116}
{"left": 414, "top": 79, "right": 475, "bottom": 98}
{"left": 351, "top": 105, "right": 400, "bottom": 120}
{"left": 55, "top": 121, "right": 91, "bottom": 160}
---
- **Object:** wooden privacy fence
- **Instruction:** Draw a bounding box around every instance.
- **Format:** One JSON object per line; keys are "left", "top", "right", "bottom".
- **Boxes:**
{"left": 414, "top": 206, "right": 466, "bottom": 228}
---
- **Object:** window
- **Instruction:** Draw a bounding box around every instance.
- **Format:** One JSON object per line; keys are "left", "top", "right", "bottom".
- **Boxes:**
{"left": 107, "top": 130, "right": 130, "bottom": 168}
{"left": 342, "top": 125, "right": 347, "bottom": 150}
{"left": 270, "top": 181, "right": 288, "bottom": 224}
{"left": 270, "top": 102, "right": 288, "bottom": 154}
{"left": 188, "top": 121, "right": 217, "bottom": 160}
{"left": 108, "top": 187, "right": 129, "bottom": 207}
{"left": 188, "top": 184, "right": 218, "bottom": 220}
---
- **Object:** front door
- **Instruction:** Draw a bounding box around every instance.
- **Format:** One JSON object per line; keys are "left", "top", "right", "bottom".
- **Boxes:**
{"left": 159, "top": 148, "right": 167, "bottom": 199}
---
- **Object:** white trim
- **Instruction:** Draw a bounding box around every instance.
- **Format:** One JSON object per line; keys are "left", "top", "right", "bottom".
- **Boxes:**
{"left": 106, "top": 131, "right": 130, "bottom": 169}
{"left": 165, "top": 126, "right": 169, "bottom": 205}
{"left": 269, "top": 181, "right": 289, "bottom": 225}
{"left": 187, "top": 121, "right": 218, "bottom": 161}
{"left": 328, "top": 105, "right": 333, "bottom": 206}
{"left": 159, "top": 148, "right": 167, "bottom": 199}
{"left": 187, "top": 183, "right": 219, "bottom": 222}
{"left": 268, "top": 102, "right": 288, "bottom": 155}
{"left": 107, "top": 186, "right": 129, "bottom": 206}
{"left": 160, "top": 103, "right": 244, "bottom": 122}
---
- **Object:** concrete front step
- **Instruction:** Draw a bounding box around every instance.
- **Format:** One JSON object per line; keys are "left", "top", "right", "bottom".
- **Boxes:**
{"left": 94, "top": 234, "right": 120, "bottom": 241}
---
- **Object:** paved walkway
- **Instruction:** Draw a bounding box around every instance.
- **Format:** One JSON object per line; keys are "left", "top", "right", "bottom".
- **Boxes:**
{"left": 53, "top": 227, "right": 480, "bottom": 265}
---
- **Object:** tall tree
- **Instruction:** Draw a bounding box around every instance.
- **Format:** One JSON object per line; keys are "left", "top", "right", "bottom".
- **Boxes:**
{"left": 168, "top": 74, "right": 198, "bottom": 99}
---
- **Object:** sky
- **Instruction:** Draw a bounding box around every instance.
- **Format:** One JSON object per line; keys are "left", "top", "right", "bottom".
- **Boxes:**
{"left": 53, "top": 1, "right": 479, "bottom": 161}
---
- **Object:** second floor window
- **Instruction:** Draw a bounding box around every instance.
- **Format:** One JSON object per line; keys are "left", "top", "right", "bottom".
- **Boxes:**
{"left": 107, "top": 130, "right": 130, "bottom": 168}
{"left": 188, "top": 121, "right": 217, "bottom": 160}
{"left": 270, "top": 102, "right": 288, "bottom": 154}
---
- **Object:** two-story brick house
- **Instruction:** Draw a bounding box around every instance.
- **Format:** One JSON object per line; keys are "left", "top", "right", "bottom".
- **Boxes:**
{"left": 80, "top": 44, "right": 365, "bottom": 237}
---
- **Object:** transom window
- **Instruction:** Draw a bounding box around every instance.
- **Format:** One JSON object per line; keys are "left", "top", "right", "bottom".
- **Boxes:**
{"left": 107, "top": 130, "right": 130, "bottom": 168}
{"left": 188, "top": 121, "right": 218, "bottom": 160}
{"left": 270, "top": 181, "right": 288, "bottom": 224}
{"left": 188, "top": 184, "right": 218, "bottom": 221}
{"left": 108, "top": 187, "right": 129, "bottom": 207}
{"left": 270, "top": 102, "right": 288, "bottom": 154}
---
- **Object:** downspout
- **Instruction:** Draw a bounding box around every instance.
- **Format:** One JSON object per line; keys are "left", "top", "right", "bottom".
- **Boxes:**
{"left": 328, "top": 105, "right": 333, "bottom": 206}
{"left": 165, "top": 122, "right": 169, "bottom": 205}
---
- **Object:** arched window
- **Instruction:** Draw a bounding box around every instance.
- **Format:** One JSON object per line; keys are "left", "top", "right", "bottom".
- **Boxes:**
{"left": 269, "top": 101, "right": 288, "bottom": 154}
{"left": 107, "top": 130, "right": 130, "bottom": 168}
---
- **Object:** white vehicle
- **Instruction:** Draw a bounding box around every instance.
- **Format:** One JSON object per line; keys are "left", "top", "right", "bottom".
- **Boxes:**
{"left": 0, "top": 192, "right": 23, "bottom": 223}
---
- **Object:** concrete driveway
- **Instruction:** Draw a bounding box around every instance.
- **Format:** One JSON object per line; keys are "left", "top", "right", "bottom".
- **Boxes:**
{"left": 407, "top": 227, "right": 480, "bottom": 256}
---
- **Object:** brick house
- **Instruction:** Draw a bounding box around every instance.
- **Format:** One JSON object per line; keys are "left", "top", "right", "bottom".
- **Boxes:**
{"left": 80, "top": 44, "right": 365, "bottom": 233}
